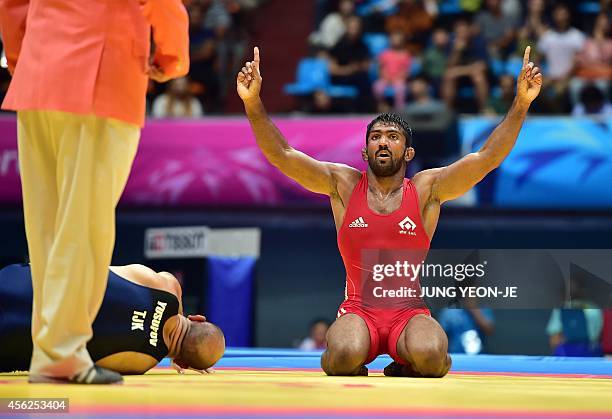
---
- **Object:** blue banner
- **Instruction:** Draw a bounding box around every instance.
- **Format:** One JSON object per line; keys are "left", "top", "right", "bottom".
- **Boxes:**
{"left": 206, "top": 256, "right": 256, "bottom": 347}
{"left": 460, "top": 117, "right": 612, "bottom": 208}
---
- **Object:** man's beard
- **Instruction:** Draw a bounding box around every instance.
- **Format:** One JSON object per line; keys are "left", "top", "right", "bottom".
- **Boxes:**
{"left": 367, "top": 153, "right": 404, "bottom": 177}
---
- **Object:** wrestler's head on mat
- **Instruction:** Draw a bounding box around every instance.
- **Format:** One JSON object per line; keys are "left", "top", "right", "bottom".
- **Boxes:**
{"left": 0, "top": 263, "right": 226, "bottom": 375}
{"left": 362, "top": 113, "right": 414, "bottom": 178}
{"left": 174, "top": 315, "right": 226, "bottom": 371}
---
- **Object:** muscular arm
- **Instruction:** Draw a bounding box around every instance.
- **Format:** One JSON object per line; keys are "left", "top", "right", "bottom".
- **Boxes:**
{"left": 0, "top": 0, "right": 29, "bottom": 74}
{"left": 430, "top": 46, "right": 543, "bottom": 204}
{"left": 431, "top": 99, "right": 528, "bottom": 202}
{"left": 240, "top": 47, "right": 357, "bottom": 196}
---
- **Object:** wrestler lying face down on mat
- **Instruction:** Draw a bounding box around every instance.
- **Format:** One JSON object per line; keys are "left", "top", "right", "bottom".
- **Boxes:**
{"left": 237, "top": 47, "right": 542, "bottom": 377}
{"left": 0, "top": 263, "right": 225, "bottom": 375}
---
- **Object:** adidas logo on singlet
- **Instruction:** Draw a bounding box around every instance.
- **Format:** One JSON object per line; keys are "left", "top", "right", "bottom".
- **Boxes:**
{"left": 348, "top": 216, "right": 368, "bottom": 228}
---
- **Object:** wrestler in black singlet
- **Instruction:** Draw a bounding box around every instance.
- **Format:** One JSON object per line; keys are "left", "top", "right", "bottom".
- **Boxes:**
{"left": 0, "top": 264, "right": 179, "bottom": 372}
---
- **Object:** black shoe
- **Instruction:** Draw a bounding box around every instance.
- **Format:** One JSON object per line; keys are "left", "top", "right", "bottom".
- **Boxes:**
{"left": 29, "top": 366, "right": 123, "bottom": 385}
{"left": 71, "top": 366, "right": 123, "bottom": 384}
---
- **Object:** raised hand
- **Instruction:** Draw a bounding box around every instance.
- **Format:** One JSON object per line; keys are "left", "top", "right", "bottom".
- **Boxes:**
{"left": 516, "top": 46, "right": 543, "bottom": 106}
{"left": 237, "top": 46, "right": 263, "bottom": 103}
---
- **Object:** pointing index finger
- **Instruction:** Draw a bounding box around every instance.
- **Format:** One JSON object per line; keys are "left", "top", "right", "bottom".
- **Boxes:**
{"left": 523, "top": 46, "right": 531, "bottom": 67}
{"left": 254, "top": 46, "right": 260, "bottom": 64}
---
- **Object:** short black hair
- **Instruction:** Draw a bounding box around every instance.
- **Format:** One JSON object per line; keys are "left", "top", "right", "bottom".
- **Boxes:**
{"left": 366, "top": 113, "right": 413, "bottom": 148}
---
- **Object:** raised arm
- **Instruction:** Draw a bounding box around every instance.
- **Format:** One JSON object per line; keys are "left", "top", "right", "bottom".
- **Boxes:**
{"left": 237, "top": 47, "right": 353, "bottom": 195}
{"left": 431, "top": 46, "right": 542, "bottom": 203}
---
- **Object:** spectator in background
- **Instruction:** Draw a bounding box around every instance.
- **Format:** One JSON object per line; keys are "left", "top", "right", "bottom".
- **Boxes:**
{"left": 537, "top": 3, "right": 585, "bottom": 113}
{"left": 441, "top": 19, "right": 489, "bottom": 112}
{"left": 547, "top": 306, "right": 603, "bottom": 357}
{"left": 572, "top": 84, "right": 612, "bottom": 117}
{"left": 327, "top": 16, "right": 373, "bottom": 111}
{"left": 218, "top": 1, "right": 258, "bottom": 99}
{"left": 422, "top": 27, "right": 449, "bottom": 94}
{"left": 404, "top": 75, "right": 449, "bottom": 115}
{"left": 357, "top": 0, "right": 402, "bottom": 32}
{"left": 299, "top": 319, "right": 330, "bottom": 351}
{"left": 486, "top": 74, "right": 515, "bottom": 114}
{"left": 310, "top": 0, "right": 356, "bottom": 50}
{"left": 547, "top": 278, "right": 604, "bottom": 357}
{"left": 475, "top": 0, "right": 518, "bottom": 59}
{"left": 200, "top": 0, "right": 232, "bottom": 103}
{"left": 501, "top": 0, "right": 522, "bottom": 25}
{"left": 570, "top": 13, "right": 612, "bottom": 106}
{"left": 373, "top": 31, "right": 412, "bottom": 111}
{"left": 310, "top": 89, "right": 355, "bottom": 114}
{"left": 402, "top": 75, "right": 457, "bottom": 171}
{"left": 385, "top": 0, "right": 438, "bottom": 53}
{"left": 437, "top": 308, "right": 495, "bottom": 355}
{"left": 152, "top": 77, "right": 204, "bottom": 118}
{"left": 515, "top": 0, "right": 548, "bottom": 59}
{"left": 188, "top": 3, "right": 220, "bottom": 111}
{"left": 203, "top": 0, "right": 232, "bottom": 35}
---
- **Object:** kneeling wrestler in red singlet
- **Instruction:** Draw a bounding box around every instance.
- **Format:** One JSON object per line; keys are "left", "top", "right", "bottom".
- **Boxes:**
{"left": 236, "top": 47, "right": 542, "bottom": 377}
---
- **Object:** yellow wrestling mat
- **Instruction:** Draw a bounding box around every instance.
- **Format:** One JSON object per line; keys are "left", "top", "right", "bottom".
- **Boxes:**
{"left": 1, "top": 367, "right": 611, "bottom": 418}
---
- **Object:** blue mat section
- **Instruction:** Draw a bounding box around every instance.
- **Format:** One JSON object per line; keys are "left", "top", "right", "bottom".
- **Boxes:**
{"left": 159, "top": 348, "right": 612, "bottom": 376}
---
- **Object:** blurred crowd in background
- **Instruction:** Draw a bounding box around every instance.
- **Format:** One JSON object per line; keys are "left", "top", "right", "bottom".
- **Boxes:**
{"left": 150, "top": 0, "right": 266, "bottom": 115}
{"left": 301, "top": 0, "right": 611, "bottom": 116}
{"left": 1, "top": 0, "right": 610, "bottom": 117}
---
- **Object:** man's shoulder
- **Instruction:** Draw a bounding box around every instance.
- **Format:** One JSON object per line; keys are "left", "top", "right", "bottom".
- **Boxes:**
{"left": 329, "top": 164, "right": 362, "bottom": 200}
{"left": 411, "top": 168, "right": 441, "bottom": 189}
{"left": 411, "top": 168, "right": 442, "bottom": 204}
{"left": 110, "top": 265, "right": 180, "bottom": 296}
{"left": 330, "top": 164, "right": 362, "bottom": 183}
